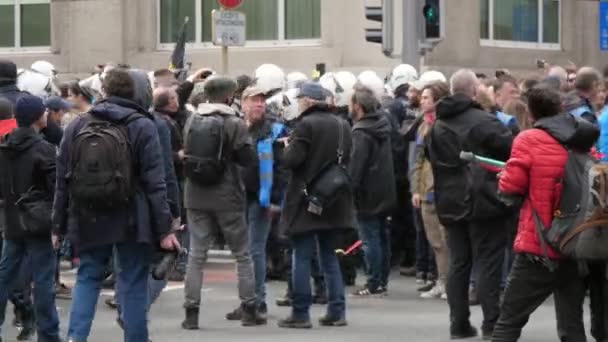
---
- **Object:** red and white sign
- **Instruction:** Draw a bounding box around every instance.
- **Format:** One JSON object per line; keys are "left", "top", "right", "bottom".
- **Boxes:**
{"left": 217, "top": 0, "right": 243, "bottom": 9}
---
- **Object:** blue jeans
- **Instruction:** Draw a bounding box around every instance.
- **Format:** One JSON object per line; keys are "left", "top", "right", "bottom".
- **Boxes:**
{"left": 414, "top": 208, "right": 435, "bottom": 276}
{"left": 291, "top": 231, "right": 345, "bottom": 321}
{"left": 0, "top": 238, "right": 59, "bottom": 341}
{"left": 358, "top": 216, "right": 391, "bottom": 290}
{"left": 68, "top": 242, "right": 151, "bottom": 342}
{"left": 247, "top": 199, "right": 272, "bottom": 304}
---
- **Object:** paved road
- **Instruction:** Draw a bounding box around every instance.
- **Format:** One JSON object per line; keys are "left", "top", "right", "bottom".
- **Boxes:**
{"left": 1, "top": 260, "right": 592, "bottom": 342}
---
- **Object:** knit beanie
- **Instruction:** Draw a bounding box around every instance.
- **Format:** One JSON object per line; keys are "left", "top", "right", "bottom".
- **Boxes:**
{"left": 15, "top": 95, "right": 45, "bottom": 127}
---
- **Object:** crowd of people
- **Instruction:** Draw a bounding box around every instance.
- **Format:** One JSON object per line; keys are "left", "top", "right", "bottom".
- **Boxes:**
{"left": 0, "top": 56, "right": 607, "bottom": 342}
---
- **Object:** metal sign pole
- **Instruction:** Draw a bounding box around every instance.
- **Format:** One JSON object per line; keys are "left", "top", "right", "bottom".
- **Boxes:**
{"left": 222, "top": 45, "right": 229, "bottom": 74}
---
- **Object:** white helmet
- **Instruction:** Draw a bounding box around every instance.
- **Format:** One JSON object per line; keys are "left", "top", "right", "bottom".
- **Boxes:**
{"left": 31, "top": 60, "right": 56, "bottom": 79}
{"left": 410, "top": 70, "right": 447, "bottom": 91}
{"left": 357, "top": 70, "right": 385, "bottom": 100}
{"left": 266, "top": 89, "right": 300, "bottom": 122}
{"left": 17, "top": 69, "right": 53, "bottom": 99}
{"left": 389, "top": 64, "right": 418, "bottom": 92}
{"left": 254, "top": 64, "right": 285, "bottom": 94}
{"left": 286, "top": 72, "right": 308, "bottom": 89}
{"left": 318, "top": 72, "right": 337, "bottom": 96}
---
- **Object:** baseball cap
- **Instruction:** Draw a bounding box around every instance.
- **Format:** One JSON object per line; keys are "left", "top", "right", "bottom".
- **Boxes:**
{"left": 45, "top": 96, "right": 72, "bottom": 111}
{"left": 241, "top": 85, "right": 266, "bottom": 99}
{"left": 296, "top": 82, "right": 326, "bottom": 101}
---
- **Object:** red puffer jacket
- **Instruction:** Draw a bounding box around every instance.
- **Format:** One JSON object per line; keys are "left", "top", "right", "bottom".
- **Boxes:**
{"left": 499, "top": 128, "right": 567, "bottom": 259}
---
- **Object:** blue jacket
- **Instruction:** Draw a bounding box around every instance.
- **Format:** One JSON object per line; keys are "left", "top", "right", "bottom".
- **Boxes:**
{"left": 564, "top": 91, "right": 597, "bottom": 124}
{"left": 598, "top": 106, "right": 608, "bottom": 161}
{"left": 153, "top": 112, "right": 181, "bottom": 219}
{"left": 52, "top": 96, "right": 172, "bottom": 251}
{"left": 257, "top": 122, "right": 286, "bottom": 208}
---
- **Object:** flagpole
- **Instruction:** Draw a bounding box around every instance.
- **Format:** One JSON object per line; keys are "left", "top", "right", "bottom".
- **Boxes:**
{"left": 221, "top": 6, "right": 229, "bottom": 74}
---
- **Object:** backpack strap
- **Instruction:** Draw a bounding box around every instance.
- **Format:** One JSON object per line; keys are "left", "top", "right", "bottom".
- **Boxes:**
{"left": 531, "top": 208, "right": 558, "bottom": 272}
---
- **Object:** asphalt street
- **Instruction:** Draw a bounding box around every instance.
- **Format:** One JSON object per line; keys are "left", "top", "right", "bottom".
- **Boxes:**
{"left": 0, "top": 260, "right": 592, "bottom": 342}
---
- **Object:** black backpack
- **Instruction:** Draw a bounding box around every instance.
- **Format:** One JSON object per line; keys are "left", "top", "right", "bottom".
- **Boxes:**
{"left": 183, "top": 113, "right": 226, "bottom": 186}
{"left": 69, "top": 112, "right": 142, "bottom": 209}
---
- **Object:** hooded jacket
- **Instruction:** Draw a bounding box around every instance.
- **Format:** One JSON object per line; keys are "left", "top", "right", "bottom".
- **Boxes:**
{"left": 0, "top": 127, "right": 56, "bottom": 240}
{"left": 53, "top": 96, "right": 172, "bottom": 251}
{"left": 183, "top": 103, "right": 256, "bottom": 213}
{"left": 499, "top": 113, "right": 599, "bottom": 258}
{"left": 427, "top": 93, "right": 513, "bottom": 226}
{"left": 129, "top": 69, "right": 181, "bottom": 220}
{"left": 349, "top": 112, "right": 396, "bottom": 218}
{"left": 280, "top": 104, "right": 357, "bottom": 236}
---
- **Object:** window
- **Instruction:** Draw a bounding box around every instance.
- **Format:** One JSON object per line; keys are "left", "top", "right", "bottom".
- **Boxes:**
{"left": 0, "top": 0, "right": 50, "bottom": 50}
{"left": 158, "top": 0, "right": 321, "bottom": 46}
{"left": 480, "top": 0, "right": 560, "bottom": 49}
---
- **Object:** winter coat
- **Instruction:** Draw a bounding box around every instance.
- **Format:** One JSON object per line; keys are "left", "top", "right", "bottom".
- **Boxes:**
{"left": 42, "top": 119, "right": 63, "bottom": 146}
{"left": 427, "top": 93, "right": 513, "bottom": 226}
{"left": 280, "top": 104, "right": 357, "bottom": 237}
{"left": 52, "top": 96, "right": 172, "bottom": 251}
{"left": 349, "top": 112, "right": 396, "bottom": 218}
{"left": 183, "top": 103, "right": 256, "bottom": 213}
{"left": 0, "top": 84, "right": 26, "bottom": 106}
{"left": 0, "top": 118, "right": 17, "bottom": 232}
{"left": 240, "top": 118, "right": 289, "bottom": 207}
{"left": 0, "top": 127, "right": 56, "bottom": 240}
{"left": 152, "top": 112, "right": 181, "bottom": 220}
{"left": 499, "top": 113, "right": 599, "bottom": 258}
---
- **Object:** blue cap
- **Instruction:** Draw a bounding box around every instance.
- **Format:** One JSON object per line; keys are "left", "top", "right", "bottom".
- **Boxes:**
{"left": 45, "top": 96, "right": 72, "bottom": 112}
{"left": 16, "top": 95, "right": 45, "bottom": 127}
{"left": 296, "top": 82, "right": 327, "bottom": 101}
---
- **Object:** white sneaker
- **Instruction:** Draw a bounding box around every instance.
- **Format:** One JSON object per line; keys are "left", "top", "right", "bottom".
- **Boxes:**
{"left": 421, "top": 285, "right": 443, "bottom": 299}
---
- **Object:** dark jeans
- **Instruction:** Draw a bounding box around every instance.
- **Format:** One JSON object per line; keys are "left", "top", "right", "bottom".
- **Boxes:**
{"left": 493, "top": 254, "right": 587, "bottom": 342}
{"left": 247, "top": 199, "right": 272, "bottom": 304}
{"left": 587, "top": 262, "right": 608, "bottom": 342}
{"left": 389, "top": 184, "right": 416, "bottom": 267}
{"left": 0, "top": 238, "right": 60, "bottom": 341}
{"left": 284, "top": 242, "right": 326, "bottom": 297}
{"left": 291, "top": 231, "right": 345, "bottom": 321}
{"left": 414, "top": 208, "right": 435, "bottom": 276}
{"left": 446, "top": 218, "right": 507, "bottom": 333}
{"left": 68, "top": 242, "right": 151, "bottom": 342}
{"left": 358, "top": 216, "right": 391, "bottom": 290}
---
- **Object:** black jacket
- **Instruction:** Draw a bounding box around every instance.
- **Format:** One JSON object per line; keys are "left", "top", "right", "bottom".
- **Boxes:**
{"left": 427, "top": 94, "right": 513, "bottom": 225}
{"left": 240, "top": 117, "right": 289, "bottom": 206}
{"left": 280, "top": 104, "right": 357, "bottom": 236}
{"left": 385, "top": 96, "right": 414, "bottom": 184}
{"left": 349, "top": 112, "right": 396, "bottom": 218}
{"left": 0, "top": 127, "right": 56, "bottom": 240}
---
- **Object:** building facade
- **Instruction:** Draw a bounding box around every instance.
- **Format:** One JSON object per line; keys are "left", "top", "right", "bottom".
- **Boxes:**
{"left": 0, "top": 0, "right": 606, "bottom": 78}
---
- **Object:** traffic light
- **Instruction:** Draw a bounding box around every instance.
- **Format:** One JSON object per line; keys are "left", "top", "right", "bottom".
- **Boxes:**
{"left": 422, "top": 0, "right": 441, "bottom": 39}
{"left": 364, "top": 0, "right": 394, "bottom": 56}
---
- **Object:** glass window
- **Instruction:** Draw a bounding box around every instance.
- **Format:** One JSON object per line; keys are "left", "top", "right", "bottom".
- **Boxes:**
{"left": 480, "top": 0, "right": 560, "bottom": 46}
{"left": 0, "top": 4, "right": 15, "bottom": 47}
{"left": 160, "top": 0, "right": 195, "bottom": 43}
{"left": 494, "top": 0, "right": 538, "bottom": 42}
{"left": 0, "top": 0, "right": 50, "bottom": 49}
{"left": 285, "top": 0, "right": 321, "bottom": 40}
{"left": 480, "top": 0, "right": 489, "bottom": 39}
{"left": 21, "top": 3, "right": 50, "bottom": 46}
{"left": 543, "top": 0, "right": 559, "bottom": 43}
{"left": 161, "top": 0, "right": 321, "bottom": 44}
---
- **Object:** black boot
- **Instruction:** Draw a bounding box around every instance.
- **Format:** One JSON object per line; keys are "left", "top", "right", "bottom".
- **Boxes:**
{"left": 181, "top": 308, "right": 199, "bottom": 330}
{"left": 241, "top": 302, "right": 266, "bottom": 326}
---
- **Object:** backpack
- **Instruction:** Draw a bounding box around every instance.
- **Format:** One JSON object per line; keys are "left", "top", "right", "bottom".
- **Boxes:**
{"left": 69, "top": 112, "right": 142, "bottom": 210}
{"left": 533, "top": 151, "right": 608, "bottom": 265}
{"left": 183, "top": 113, "right": 226, "bottom": 186}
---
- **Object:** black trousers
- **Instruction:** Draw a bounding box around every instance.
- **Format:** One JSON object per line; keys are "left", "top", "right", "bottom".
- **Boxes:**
{"left": 446, "top": 217, "right": 507, "bottom": 333}
{"left": 587, "top": 262, "right": 608, "bottom": 342}
{"left": 492, "top": 254, "right": 587, "bottom": 342}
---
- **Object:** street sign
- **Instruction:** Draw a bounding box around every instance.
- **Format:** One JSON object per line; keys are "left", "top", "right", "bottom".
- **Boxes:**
{"left": 600, "top": 1, "right": 608, "bottom": 51}
{"left": 217, "top": 0, "right": 243, "bottom": 10}
{"left": 211, "top": 10, "right": 246, "bottom": 47}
